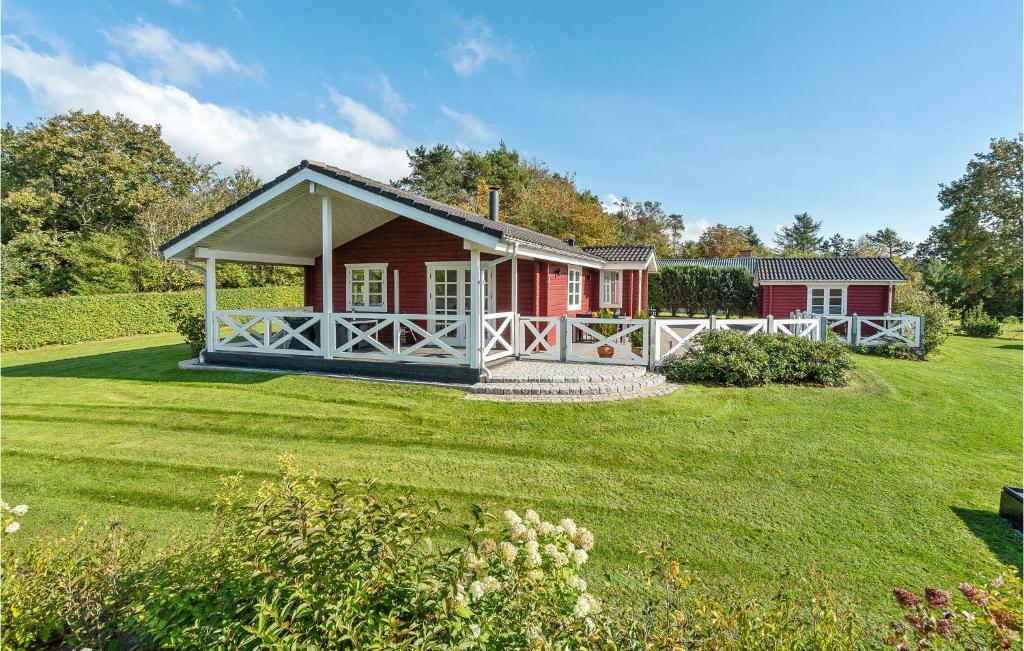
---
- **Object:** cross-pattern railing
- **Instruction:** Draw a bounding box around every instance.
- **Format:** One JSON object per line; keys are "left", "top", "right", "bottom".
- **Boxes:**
{"left": 793, "top": 312, "right": 922, "bottom": 347}
{"left": 653, "top": 319, "right": 708, "bottom": 360}
{"left": 482, "top": 312, "right": 515, "bottom": 362}
{"left": 332, "top": 313, "right": 469, "bottom": 365}
{"left": 566, "top": 317, "right": 648, "bottom": 365}
{"left": 517, "top": 316, "right": 560, "bottom": 360}
{"left": 214, "top": 310, "right": 322, "bottom": 356}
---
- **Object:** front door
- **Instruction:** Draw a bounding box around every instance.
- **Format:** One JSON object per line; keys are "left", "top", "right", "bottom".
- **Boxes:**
{"left": 427, "top": 264, "right": 493, "bottom": 345}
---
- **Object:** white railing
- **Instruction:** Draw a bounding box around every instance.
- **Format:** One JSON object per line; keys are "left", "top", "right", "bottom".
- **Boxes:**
{"left": 517, "top": 316, "right": 561, "bottom": 360}
{"left": 653, "top": 319, "right": 708, "bottom": 360}
{"left": 793, "top": 312, "right": 922, "bottom": 347}
{"left": 332, "top": 313, "right": 469, "bottom": 365}
{"left": 482, "top": 312, "right": 515, "bottom": 362}
{"left": 214, "top": 310, "right": 322, "bottom": 356}
{"left": 567, "top": 317, "right": 648, "bottom": 365}
{"left": 650, "top": 316, "right": 819, "bottom": 366}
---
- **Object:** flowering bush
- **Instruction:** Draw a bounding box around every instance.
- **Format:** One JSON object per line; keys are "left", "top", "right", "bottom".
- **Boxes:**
{"left": 663, "top": 329, "right": 853, "bottom": 387}
{"left": 887, "top": 576, "right": 1022, "bottom": 649}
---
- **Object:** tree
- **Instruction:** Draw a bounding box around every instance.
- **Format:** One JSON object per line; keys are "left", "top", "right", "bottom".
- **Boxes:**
{"left": 509, "top": 169, "right": 616, "bottom": 246}
{"left": 1, "top": 111, "right": 202, "bottom": 240}
{"left": 613, "top": 198, "right": 670, "bottom": 254}
{"left": 394, "top": 144, "right": 475, "bottom": 207}
{"left": 821, "top": 233, "right": 854, "bottom": 256}
{"left": 773, "top": 212, "right": 823, "bottom": 254}
{"left": 696, "top": 224, "right": 750, "bottom": 258}
{"left": 865, "top": 228, "right": 913, "bottom": 257}
{"left": 918, "top": 135, "right": 1023, "bottom": 317}
{"left": 742, "top": 226, "right": 762, "bottom": 248}
{"left": 665, "top": 214, "right": 685, "bottom": 256}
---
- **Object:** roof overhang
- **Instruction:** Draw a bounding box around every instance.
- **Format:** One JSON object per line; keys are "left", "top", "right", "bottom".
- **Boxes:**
{"left": 598, "top": 251, "right": 658, "bottom": 272}
{"left": 162, "top": 167, "right": 505, "bottom": 263}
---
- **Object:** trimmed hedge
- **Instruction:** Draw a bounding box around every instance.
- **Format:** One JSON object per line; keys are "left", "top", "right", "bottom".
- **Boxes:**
{"left": 2, "top": 286, "right": 303, "bottom": 350}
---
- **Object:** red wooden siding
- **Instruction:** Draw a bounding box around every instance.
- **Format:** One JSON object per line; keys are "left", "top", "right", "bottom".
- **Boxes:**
{"left": 301, "top": 215, "right": 649, "bottom": 319}
{"left": 758, "top": 283, "right": 893, "bottom": 317}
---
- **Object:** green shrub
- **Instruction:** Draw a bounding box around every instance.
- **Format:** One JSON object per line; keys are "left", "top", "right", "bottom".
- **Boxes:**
{"left": 663, "top": 329, "right": 852, "bottom": 387}
{"left": 1, "top": 286, "right": 302, "bottom": 350}
{"left": 169, "top": 302, "right": 205, "bottom": 356}
{"left": 592, "top": 308, "right": 617, "bottom": 338}
{"left": 960, "top": 303, "right": 1002, "bottom": 338}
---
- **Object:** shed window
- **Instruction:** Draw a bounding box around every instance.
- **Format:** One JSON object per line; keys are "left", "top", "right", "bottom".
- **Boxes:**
{"left": 567, "top": 266, "right": 582, "bottom": 310}
{"left": 600, "top": 271, "right": 621, "bottom": 308}
{"left": 808, "top": 287, "right": 845, "bottom": 316}
{"left": 346, "top": 263, "right": 388, "bottom": 312}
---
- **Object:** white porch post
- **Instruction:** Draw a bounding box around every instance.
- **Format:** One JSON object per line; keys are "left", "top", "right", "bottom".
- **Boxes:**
{"left": 510, "top": 251, "right": 518, "bottom": 355}
{"left": 321, "top": 195, "right": 334, "bottom": 359}
{"left": 469, "top": 249, "right": 483, "bottom": 369}
{"left": 205, "top": 257, "right": 217, "bottom": 353}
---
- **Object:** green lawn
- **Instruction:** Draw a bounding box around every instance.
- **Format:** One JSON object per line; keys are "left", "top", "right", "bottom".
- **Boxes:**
{"left": 2, "top": 331, "right": 1020, "bottom": 632}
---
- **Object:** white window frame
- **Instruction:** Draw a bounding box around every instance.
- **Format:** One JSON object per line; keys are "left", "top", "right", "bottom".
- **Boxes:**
{"left": 567, "top": 265, "right": 582, "bottom": 310}
{"left": 345, "top": 263, "right": 388, "bottom": 312}
{"left": 807, "top": 286, "right": 847, "bottom": 316}
{"left": 600, "top": 270, "right": 622, "bottom": 308}
{"left": 424, "top": 261, "right": 496, "bottom": 314}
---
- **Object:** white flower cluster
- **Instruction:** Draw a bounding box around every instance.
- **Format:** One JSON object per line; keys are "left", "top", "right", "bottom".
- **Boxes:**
{"left": 573, "top": 593, "right": 601, "bottom": 619}
{"left": 468, "top": 575, "right": 502, "bottom": 601}
{"left": 1, "top": 500, "right": 28, "bottom": 534}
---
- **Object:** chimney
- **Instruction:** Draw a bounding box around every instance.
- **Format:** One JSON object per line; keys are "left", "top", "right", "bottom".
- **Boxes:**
{"left": 565, "top": 236, "right": 576, "bottom": 247}
{"left": 488, "top": 186, "right": 500, "bottom": 221}
{"left": 739, "top": 248, "right": 753, "bottom": 258}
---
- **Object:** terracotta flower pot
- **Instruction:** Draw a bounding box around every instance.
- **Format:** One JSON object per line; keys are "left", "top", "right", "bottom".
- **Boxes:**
{"left": 597, "top": 344, "right": 615, "bottom": 358}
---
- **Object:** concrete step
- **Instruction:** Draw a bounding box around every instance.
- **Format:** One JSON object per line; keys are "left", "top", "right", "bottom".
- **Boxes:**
{"left": 482, "top": 360, "right": 647, "bottom": 384}
{"left": 468, "top": 374, "right": 666, "bottom": 396}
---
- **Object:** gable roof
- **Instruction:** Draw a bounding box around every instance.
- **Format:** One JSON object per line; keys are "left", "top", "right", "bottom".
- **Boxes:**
{"left": 582, "top": 245, "right": 656, "bottom": 263}
{"left": 161, "top": 160, "right": 604, "bottom": 264}
{"left": 756, "top": 257, "right": 905, "bottom": 283}
{"left": 660, "top": 257, "right": 758, "bottom": 274}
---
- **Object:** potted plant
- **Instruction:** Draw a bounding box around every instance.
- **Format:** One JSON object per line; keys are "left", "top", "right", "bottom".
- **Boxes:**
{"left": 630, "top": 309, "right": 647, "bottom": 356}
{"left": 592, "top": 308, "right": 618, "bottom": 358}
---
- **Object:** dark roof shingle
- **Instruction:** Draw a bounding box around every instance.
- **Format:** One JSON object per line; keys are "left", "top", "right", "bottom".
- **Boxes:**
{"left": 660, "top": 257, "right": 758, "bottom": 274}
{"left": 756, "top": 257, "right": 905, "bottom": 282}
{"left": 581, "top": 245, "right": 655, "bottom": 263}
{"left": 162, "top": 160, "right": 605, "bottom": 263}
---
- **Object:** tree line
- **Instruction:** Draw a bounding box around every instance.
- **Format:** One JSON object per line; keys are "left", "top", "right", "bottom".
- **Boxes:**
{"left": 2, "top": 111, "right": 1019, "bottom": 318}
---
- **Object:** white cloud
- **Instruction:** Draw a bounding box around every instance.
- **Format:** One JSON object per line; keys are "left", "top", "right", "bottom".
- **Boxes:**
{"left": 445, "top": 17, "right": 528, "bottom": 76}
{"left": 327, "top": 87, "right": 398, "bottom": 143}
{"left": 370, "top": 73, "right": 409, "bottom": 116}
{"left": 1, "top": 37, "right": 410, "bottom": 182}
{"left": 601, "top": 193, "right": 623, "bottom": 214}
{"left": 107, "top": 22, "right": 261, "bottom": 85}
{"left": 439, "top": 105, "right": 494, "bottom": 141}
{"left": 680, "top": 218, "right": 711, "bottom": 242}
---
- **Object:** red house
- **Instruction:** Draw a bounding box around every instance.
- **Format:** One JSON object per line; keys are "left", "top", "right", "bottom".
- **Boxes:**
{"left": 161, "top": 160, "right": 657, "bottom": 382}
{"left": 660, "top": 255, "right": 906, "bottom": 318}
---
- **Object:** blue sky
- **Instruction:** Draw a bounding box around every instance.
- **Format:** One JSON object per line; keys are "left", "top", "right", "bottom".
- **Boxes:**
{"left": 2, "top": 1, "right": 1020, "bottom": 243}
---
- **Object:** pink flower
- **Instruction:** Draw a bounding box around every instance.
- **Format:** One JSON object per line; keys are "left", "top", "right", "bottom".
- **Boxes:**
{"left": 924, "top": 587, "right": 950, "bottom": 608}
{"left": 936, "top": 618, "right": 954, "bottom": 640}
{"left": 958, "top": 583, "right": 988, "bottom": 607}
{"left": 893, "top": 587, "right": 921, "bottom": 609}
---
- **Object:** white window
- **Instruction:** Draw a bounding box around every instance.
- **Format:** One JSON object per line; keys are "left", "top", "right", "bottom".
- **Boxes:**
{"left": 808, "top": 287, "right": 846, "bottom": 316}
{"left": 346, "top": 263, "right": 388, "bottom": 312}
{"left": 600, "top": 270, "right": 621, "bottom": 308}
{"left": 567, "top": 266, "right": 582, "bottom": 310}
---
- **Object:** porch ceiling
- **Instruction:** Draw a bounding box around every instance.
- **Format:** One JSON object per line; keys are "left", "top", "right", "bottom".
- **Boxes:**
{"left": 172, "top": 183, "right": 398, "bottom": 262}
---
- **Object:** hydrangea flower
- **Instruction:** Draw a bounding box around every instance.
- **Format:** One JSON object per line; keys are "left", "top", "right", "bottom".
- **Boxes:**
{"left": 510, "top": 523, "right": 528, "bottom": 540}
{"left": 523, "top": 509, "right": 540, "bottom": 525}
{"left": 469, "top": 580, "right": 486, "bottom": 601}
{"left": 10, "top": 505, "right": 27, "bottom": 516}
{"left": 573, "top": 593, "right": 600, "bottom": 618}
{"left": 4, "top": 522, "right": 20, "bottom": 534}
{"left": 482, "top": 576, "right": 501, "bottom": 593}
{"left": 523, "top": 527, "right": 537, "bottom": 542}
{"left": 559, "top": 518, "right": 577, "bottom": 537}
{"left": 569, "top": 576, "right": 588, "bottom": 593}
{"left": 525, "top": 540, "right": 540, "bottom": 555}
{"left": 924, "top": 587, "right": 950, "bottom": 608}
{"left": 498, "top": 541, "right": 517, "bottom": 563}
{"left": 465, "top": 550, "right": 483, "bottom": 569}
{"left": 504, "top": 509, "right": 522, "bottom": 526}
{"left": 543, "top": 543, "right": 560, "bottom": 558}
{"left": 479, "top": 538, "right": 496, "bottom": 557}
{"left": 470, "top": 623, "right": 481, "bottom": 639}
{"left": 525, "top": 551, "right": 542, "bottom": 568}
{"left": 537, "top": 521, "right": 557, "bottom": 536}
{"left": 526, "top": 569, "right": 544, "bottom": 582}
{"left": 573, "top": 549, "right": 588, "bottom": 565}
{"left": 573, "top": 527, "right": 594, "bottom": 551}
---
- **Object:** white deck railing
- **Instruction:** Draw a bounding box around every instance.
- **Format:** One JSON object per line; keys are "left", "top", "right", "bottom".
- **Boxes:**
{"left": 566, "top": 317, "right": 649, "bottom": 365}
{"left": 792, "top": 312, "right": 923, "bottom": 347}
{"left": 517, "top": 316, "right": 561, "bottom": 360}
{"left": 214, "top": 310, "right": 323, "bottom": 356}
{"left": 332, "top": 313, "right": 469, "bottom": 365}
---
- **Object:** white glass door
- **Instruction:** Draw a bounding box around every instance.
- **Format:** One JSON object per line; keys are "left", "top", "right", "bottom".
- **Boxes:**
{"left": 427, "top": 264, "right": 494, "bottom": 345}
